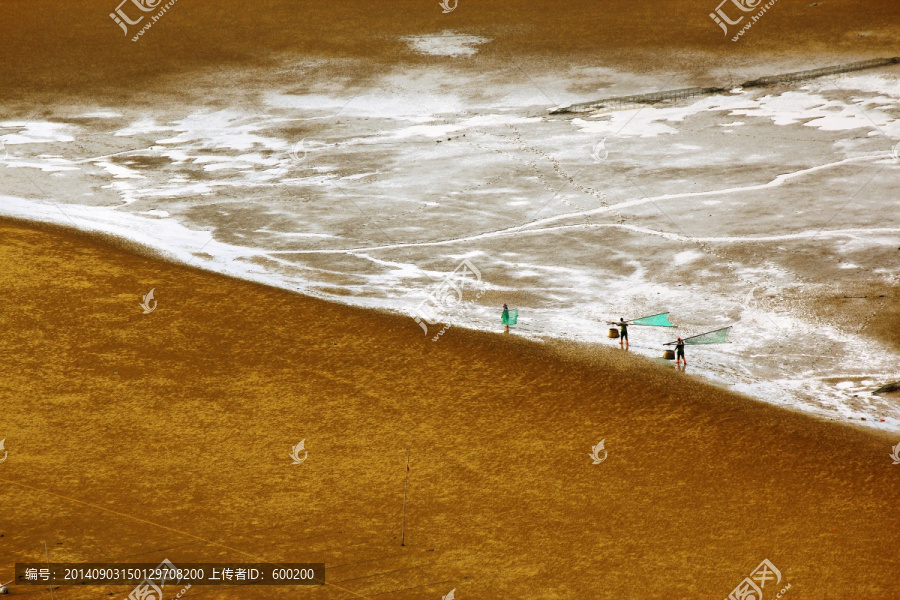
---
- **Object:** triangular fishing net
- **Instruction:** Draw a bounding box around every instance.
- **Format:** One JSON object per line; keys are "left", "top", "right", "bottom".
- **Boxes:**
{"left": 683, "top": 326, "right": 731, "bottom": 345}
{"left": 631, "top": 312, "right": 674, "bottom": 327}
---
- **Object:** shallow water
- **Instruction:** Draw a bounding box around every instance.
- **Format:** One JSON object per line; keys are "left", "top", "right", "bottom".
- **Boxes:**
{"left": 2, "top": 55, "right": 899, "bottom": 429}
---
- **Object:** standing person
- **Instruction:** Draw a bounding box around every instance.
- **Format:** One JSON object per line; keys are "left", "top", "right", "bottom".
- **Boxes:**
{"left": 501, "top": 303, "right": 510, "bottom": 334}
{"left": 616, "top": 318, "right": 629, "bottom": 348}
{"left": 675, "top": 337, "right": 686, "bottom": 366}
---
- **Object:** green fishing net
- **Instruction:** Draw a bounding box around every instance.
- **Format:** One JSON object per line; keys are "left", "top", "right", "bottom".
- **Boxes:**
{"left": 684, "top": 327, "right": 731, "bottom": 345}
{"left": 631, "top": 312, "right": 674, "bottom": 327}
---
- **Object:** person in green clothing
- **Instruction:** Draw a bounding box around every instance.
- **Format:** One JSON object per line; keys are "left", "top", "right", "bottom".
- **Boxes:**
{"left": 501, "top": 303, "right": 510, "bottom": 334}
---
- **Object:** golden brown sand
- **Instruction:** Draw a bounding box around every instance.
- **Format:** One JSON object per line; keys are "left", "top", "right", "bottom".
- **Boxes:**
{"left": 1, "top": 219, "right": 898, "bottom": 599}
{"left": 3, "top": 1, "right": 900, "bottom": 597}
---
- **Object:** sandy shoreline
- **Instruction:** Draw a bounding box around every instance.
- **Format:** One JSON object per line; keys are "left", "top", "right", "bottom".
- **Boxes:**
{"left": 3, "top": 176, "right": 898, "bottom": 432}
{"left": 1, "top": 218, "right": 898, "bottom": 599}
{"left": 3, "top": 1, "right": 899, "bottom": 429}
{"left": 2, "top": 1, "right": 900, "bottom": 596}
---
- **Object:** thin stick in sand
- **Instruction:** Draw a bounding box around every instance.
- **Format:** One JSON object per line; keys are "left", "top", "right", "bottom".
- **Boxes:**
{"left": 43, "top": 541, "right": 54, "bottom": 600}
{"left": 401, "top": 448, "right": 410, "bottom": 547}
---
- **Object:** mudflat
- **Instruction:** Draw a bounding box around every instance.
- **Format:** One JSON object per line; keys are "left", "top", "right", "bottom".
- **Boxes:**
{"left": 3, "top": 0, "right": 899, "bottom": 102}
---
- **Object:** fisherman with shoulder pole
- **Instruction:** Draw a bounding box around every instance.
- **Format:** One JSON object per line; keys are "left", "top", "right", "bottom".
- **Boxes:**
{"left": 675, "top": 337, "right": 686, "bottom": 366}
{"left": 608, "top": 317, "right": 629, "bottom": 348}
{"left": 607, "top": 312, "right": 676, "bottom": 349}
{"left": 663, "top": 326, "right": 732, "bottom": 365}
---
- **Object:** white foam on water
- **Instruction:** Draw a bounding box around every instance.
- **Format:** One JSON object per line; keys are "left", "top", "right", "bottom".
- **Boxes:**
{"left": 573, "top": 87, "right": 900, "bottom": 138}
{"left": 401, "top": 31, "right": 491, "bottom": 57}
{"left": 2, "top": 68, "right": 898, "bottom": 431}
{"left": 0, "top": 121, "right": 76, "bottom": 145}
{"left": 78, "top": 111, "right": 124, "bottom": 119}
{"left": 672, "top": 250, "right": 704, "bottom": 265}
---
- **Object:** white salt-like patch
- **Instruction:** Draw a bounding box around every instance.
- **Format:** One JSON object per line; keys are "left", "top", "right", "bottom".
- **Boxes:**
{"left": 401, "top": 32, "right": 491, "bottom": 57}
{"left": 0, "top": 121, "right": 75, "bottom": 145}
{"left": 810, "top": 74, "right": 900, "bottom": 99}
{"left": 114, "top": 118, "right": 175, "bottom": 137}
{"left": 462, "top": 115, "right": 541, "bottom": 127}
{"left": 78, "top": 111, "right": 123, "bottom": 119}
{"left": 673, "top": 250, "right": 704, "bottom": 265}
{"left": 267, "top": 92, "right": 463, "bottom": 119}
{"left": 733, "top": 91, "right": 899, "bottom": 133}
{"left": 393, "top": 123, "right": 463, "bottom": 139}
{"left": 574, "top": 87, "right": 900, "bottom": 139}
{"left": 2, "top": 160, "right": 79, "bottom": 172}
{"left": 96, "top": 160, "right": 144, "bottom": 179}
{"left": 342, "top": 172, "right": 378, "bottom": 180}
{"left": 254, "top": 230, "right": 336, "bottom": 238}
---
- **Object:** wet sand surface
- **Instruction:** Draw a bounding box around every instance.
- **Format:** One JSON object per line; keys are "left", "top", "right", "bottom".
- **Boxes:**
{"left": 0, "top": 219, "right": 898, "bottom": 599}
{"left": 4, "top": 0, "right": 900, "bottom": 103}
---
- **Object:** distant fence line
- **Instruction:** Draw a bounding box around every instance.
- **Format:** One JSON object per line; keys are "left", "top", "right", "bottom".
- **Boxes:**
{"left": 550, "top": 57, "right": 900, "bottom": 115}
{"left": 741, "top": 57, "right": 900, "bottom": 88}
